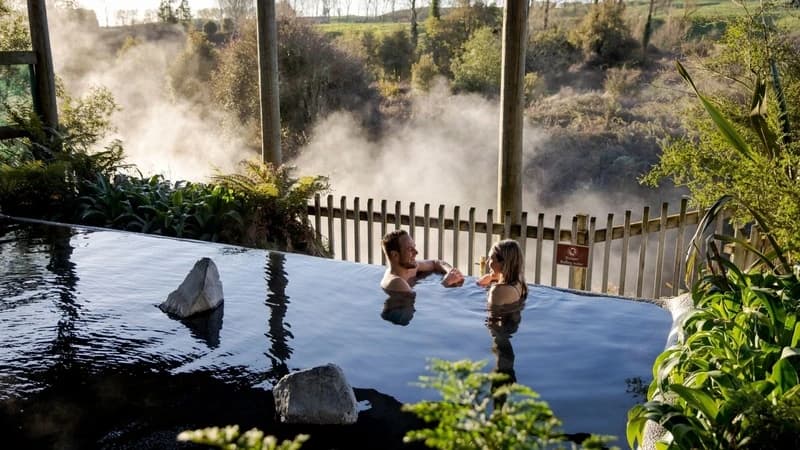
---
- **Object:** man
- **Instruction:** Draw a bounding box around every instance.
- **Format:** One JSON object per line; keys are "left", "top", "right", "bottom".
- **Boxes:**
{"left": 380, "top": 229, "right": 464, "bottom": 294}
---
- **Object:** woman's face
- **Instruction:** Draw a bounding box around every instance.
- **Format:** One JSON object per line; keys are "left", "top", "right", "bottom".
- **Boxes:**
{"left": 488, "top": 253, "right": 503, "bottom": 279}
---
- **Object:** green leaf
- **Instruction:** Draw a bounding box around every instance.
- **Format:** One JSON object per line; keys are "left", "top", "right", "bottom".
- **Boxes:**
{"left": 749, "top": 75, "right": 780, "bottom": 158}
{"left": 676, "top": 60, "right": 754, "bottom": 161}
{"left": 669, "top": 384, "right": 719, "bottom": 420}
{"left": 770, "top": 358, "right": 799, "bottom": 396}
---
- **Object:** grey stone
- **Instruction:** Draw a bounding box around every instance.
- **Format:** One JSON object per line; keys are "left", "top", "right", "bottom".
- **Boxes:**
{"left": 159, "top": 257, "right": 224, "bottom": 318}
{"left": 273, "top": 363, "right": 358, "bottom": 425}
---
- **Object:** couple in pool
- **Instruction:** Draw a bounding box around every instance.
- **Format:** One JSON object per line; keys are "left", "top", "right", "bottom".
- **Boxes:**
{"left": 379, "top": 229, "right": 527, "bottom": 305}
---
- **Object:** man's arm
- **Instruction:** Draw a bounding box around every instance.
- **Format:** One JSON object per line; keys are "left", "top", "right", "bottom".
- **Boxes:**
{"left": 416, "top": 259, "right": 464, "bottom": 287}
{"left": 416, "top": 259, "right": 452, "bottom": 274}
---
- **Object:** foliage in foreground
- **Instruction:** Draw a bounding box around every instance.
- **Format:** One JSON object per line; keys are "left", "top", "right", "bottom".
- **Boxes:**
{"left": 402, "top": 359, "right": 617, "bottom": 450}
{"left": 178, "top": 425, "right": 308, "bottom": 450}
{"left": 627, "top": 203, "right": 800, "bottom": 449}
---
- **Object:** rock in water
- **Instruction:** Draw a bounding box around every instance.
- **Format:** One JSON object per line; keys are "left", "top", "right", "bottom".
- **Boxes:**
{"left": 274, "top": 363, "right": 358, "bottom": 425}
{"left": 159, "top": 257, "right": 224, "bottom": 318}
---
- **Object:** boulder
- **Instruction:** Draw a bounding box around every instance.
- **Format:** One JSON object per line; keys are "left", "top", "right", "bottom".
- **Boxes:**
{"left": 159, "top": 257, "right": 224, "bottom": 318}
{"left": 273, "top": 363, "right": 358, "bottom": 425}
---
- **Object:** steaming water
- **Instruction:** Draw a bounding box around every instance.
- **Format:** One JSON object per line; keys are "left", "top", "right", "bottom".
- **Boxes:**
{"left": 0, "top": 217, "right": 671, "bottom": 448}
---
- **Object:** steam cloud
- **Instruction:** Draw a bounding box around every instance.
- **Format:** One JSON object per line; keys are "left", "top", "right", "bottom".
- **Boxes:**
{"left": 46, "top": 12, "right": 667, "bottom": 221}
{"left": 49, "top": 16, "right": 252, "bottom": 182}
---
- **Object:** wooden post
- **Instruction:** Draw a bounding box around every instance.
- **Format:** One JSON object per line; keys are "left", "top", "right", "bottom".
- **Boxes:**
{"left": 27, "top": 0, "right": 58, "bottom": 136}
{"left": 570, "top": 214, "right": 588, "bottom": 291}
{"left": 497, "top": 0, "right": 528, "bottom": 224}
{"left": 256, "top": 0, "right": 282, "bottom": 164}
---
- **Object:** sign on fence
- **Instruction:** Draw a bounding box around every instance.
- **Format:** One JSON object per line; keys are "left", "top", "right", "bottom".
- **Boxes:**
{"left": 556, "top": 243, "right": 589, "bottom": 267}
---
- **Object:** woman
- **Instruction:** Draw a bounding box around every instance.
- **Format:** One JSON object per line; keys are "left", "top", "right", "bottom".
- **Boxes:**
{"left": 477, "top": 239, "right": 528, "bottom": 305}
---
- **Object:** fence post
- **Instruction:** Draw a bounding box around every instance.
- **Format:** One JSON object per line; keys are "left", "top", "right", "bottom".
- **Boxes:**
{"left": 367, "top": 198, "right": 374, "bottom": 264}
{"left": 571, "top": 214, "right": 588, "bottom": 291}
{"left": 353, "top": 197, "right": 360, "bottom": 263}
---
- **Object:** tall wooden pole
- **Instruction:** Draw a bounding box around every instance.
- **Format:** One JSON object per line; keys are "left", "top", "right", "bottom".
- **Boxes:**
{"left": 497, "top": 0, "right": 528, "bottom": 224}
{"left": 27, "top": 0, "right": 58, "bottom": 134}
{"left": 256, "top": 0, "right": 282, "bottom": 165}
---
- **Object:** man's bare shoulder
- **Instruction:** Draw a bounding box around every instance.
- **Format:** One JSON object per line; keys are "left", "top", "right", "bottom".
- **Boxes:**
{"left": 381, "top": 271, "right": 413, "bottom": 293}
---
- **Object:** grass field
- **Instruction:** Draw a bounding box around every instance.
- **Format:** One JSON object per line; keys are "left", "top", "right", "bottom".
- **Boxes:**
{"left": 316, "top": 1, "right": 799, "bottom": 39}
{"left": 316, "top": 21, "right": 408, "bottom": 38}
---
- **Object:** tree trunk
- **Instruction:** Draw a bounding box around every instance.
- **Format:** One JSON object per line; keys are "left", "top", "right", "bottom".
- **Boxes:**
{"left": 410, "top": 0, "right": 417, "bottom": 49}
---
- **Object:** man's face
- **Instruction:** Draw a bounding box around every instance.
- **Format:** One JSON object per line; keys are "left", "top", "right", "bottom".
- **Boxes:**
{"left": 395, "top": 234, "right": 418, "bottom": 269}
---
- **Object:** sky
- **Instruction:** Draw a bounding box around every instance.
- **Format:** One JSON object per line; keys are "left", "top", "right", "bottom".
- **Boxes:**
{"left": 74, "top": 0, "right": 403, "bottom": 26}
{"left": 77, "top": 1, "right": 218, "bottom": 26}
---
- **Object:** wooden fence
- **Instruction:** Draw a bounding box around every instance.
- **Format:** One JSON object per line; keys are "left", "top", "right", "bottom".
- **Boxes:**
{"left": 305, "top": 195, "right": 735, "bottom": 299}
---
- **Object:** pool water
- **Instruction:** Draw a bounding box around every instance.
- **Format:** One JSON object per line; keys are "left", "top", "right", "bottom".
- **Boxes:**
{"left": 0, "top": 218, "right": 671, "bottom": 449}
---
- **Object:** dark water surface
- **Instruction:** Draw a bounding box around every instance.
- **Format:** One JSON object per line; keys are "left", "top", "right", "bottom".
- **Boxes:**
{"left": 0, "top": 218, "right": 671, "bottom": 449}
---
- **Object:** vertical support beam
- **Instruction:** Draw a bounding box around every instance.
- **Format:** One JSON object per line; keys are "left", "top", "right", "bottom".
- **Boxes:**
{"left": 256, "top": 0, "right": 282, "bottom": 164}
{"left": 497, "top": 0, "right": 528, "bottom": 223}
{"left": 27, "top": 0, "right": 58, "bottom": 134}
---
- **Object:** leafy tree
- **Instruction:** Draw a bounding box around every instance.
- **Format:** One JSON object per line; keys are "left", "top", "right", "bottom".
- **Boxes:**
{"left": 176, "top": 0, "right": 191, "bottom": 23}
{"left": 158, "top": 0, "right": 178, "bottom": 24}
{"left": 418, "top": 2, "right": 501, "bottom": 76}
{"left": 525, "top": 28, "right": 581, "bottom": 77}
{"left": 429, "top": 0, "right": 440, "bottom": 19}
{"left": 203, "top": 20, "right": 219, "bottom": 36}
{"left": 451, "top": 26, "right": 502, "bottom": 95}
{"left": 641, "top": 5, "right": 800, "bottom": 251}
{"left": 211, "top": 17, "right": 376, "bottom": 156}
{"left": 570, "top": 0, "right": 638, "bottom": 67}
{"left": 378, "top": 29, "right": 414, "bottom": 80}
{"left": 0, "top": 0, "right": 31, "bottom": 51}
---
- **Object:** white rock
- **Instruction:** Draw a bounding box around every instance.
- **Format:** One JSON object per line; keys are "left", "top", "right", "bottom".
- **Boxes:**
{"left": 159, "top": 257, "right": 224, "bottom": 318}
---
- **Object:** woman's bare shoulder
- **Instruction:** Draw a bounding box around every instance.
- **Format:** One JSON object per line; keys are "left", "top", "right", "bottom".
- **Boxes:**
{"left": 488, "top": 283, "right": 521, "bottom": 304}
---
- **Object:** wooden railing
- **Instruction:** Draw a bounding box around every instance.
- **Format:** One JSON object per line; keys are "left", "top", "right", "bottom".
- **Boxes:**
{"left": 306, "top": 195, "right": 726, "bottom": 299}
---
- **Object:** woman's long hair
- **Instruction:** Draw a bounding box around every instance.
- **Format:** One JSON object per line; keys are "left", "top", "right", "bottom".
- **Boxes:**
{"left": 489, "top": 239, "right": 528, "bottom": 298}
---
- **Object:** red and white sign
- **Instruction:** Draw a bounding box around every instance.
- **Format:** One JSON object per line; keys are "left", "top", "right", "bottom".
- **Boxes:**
{"left": 556, "top": 243, "right": 589, "bottom": 268}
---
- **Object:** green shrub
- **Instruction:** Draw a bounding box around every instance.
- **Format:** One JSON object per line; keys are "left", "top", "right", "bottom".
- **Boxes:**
{"left": 526, "top": 28, "right": 581, "bottom": 76}
{"left": 178, "top": 425, "right": 308, "bottom": 450}
{"left": 569, "top": 0, "right": 639, "bottom": 67}
{"left": 403, "top": 359, "right": 617, "bottom": 450}
{"left": 212, "top": 159, "right": 330, "bottom": 254}
{"left": 412, "top": 53, "right": 440, "bottom": 92}
{"left": 0, "top": 84, "right": 126, "bottom": 219}
{"left": 451, "top": 26, "right": 502, "bottom": 95}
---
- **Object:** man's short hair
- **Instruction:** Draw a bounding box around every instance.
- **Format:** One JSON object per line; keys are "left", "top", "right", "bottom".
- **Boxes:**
{"left": 382, "top": 229, "right": 408, "bottom": 257}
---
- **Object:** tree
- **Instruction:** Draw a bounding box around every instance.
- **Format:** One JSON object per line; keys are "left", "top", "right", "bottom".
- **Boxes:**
{"left": 451, "top": 26, "right": 502, "bottom": 95}
{"left": 211, "top": 17, "right": 376, "bottom": 155}
{"left": 409, "top": 0, "right": 418, "bottom": 49}
{"left": 430, "top": 0, "right": 440, "bottom": 19}
{"left": 217, "top": 0, "right": 255, "bottom": 27}
{"left": 158, "top": 0, "right": 178, "bottom": 23}
{"left": 378, "top": 29, "right": 414, "bottom": 80}
{"left": 570, "top": 0, "right": 638, "bottom": 66}
{"left": 176, "top": 0, "right": 191, "bottom": 22}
